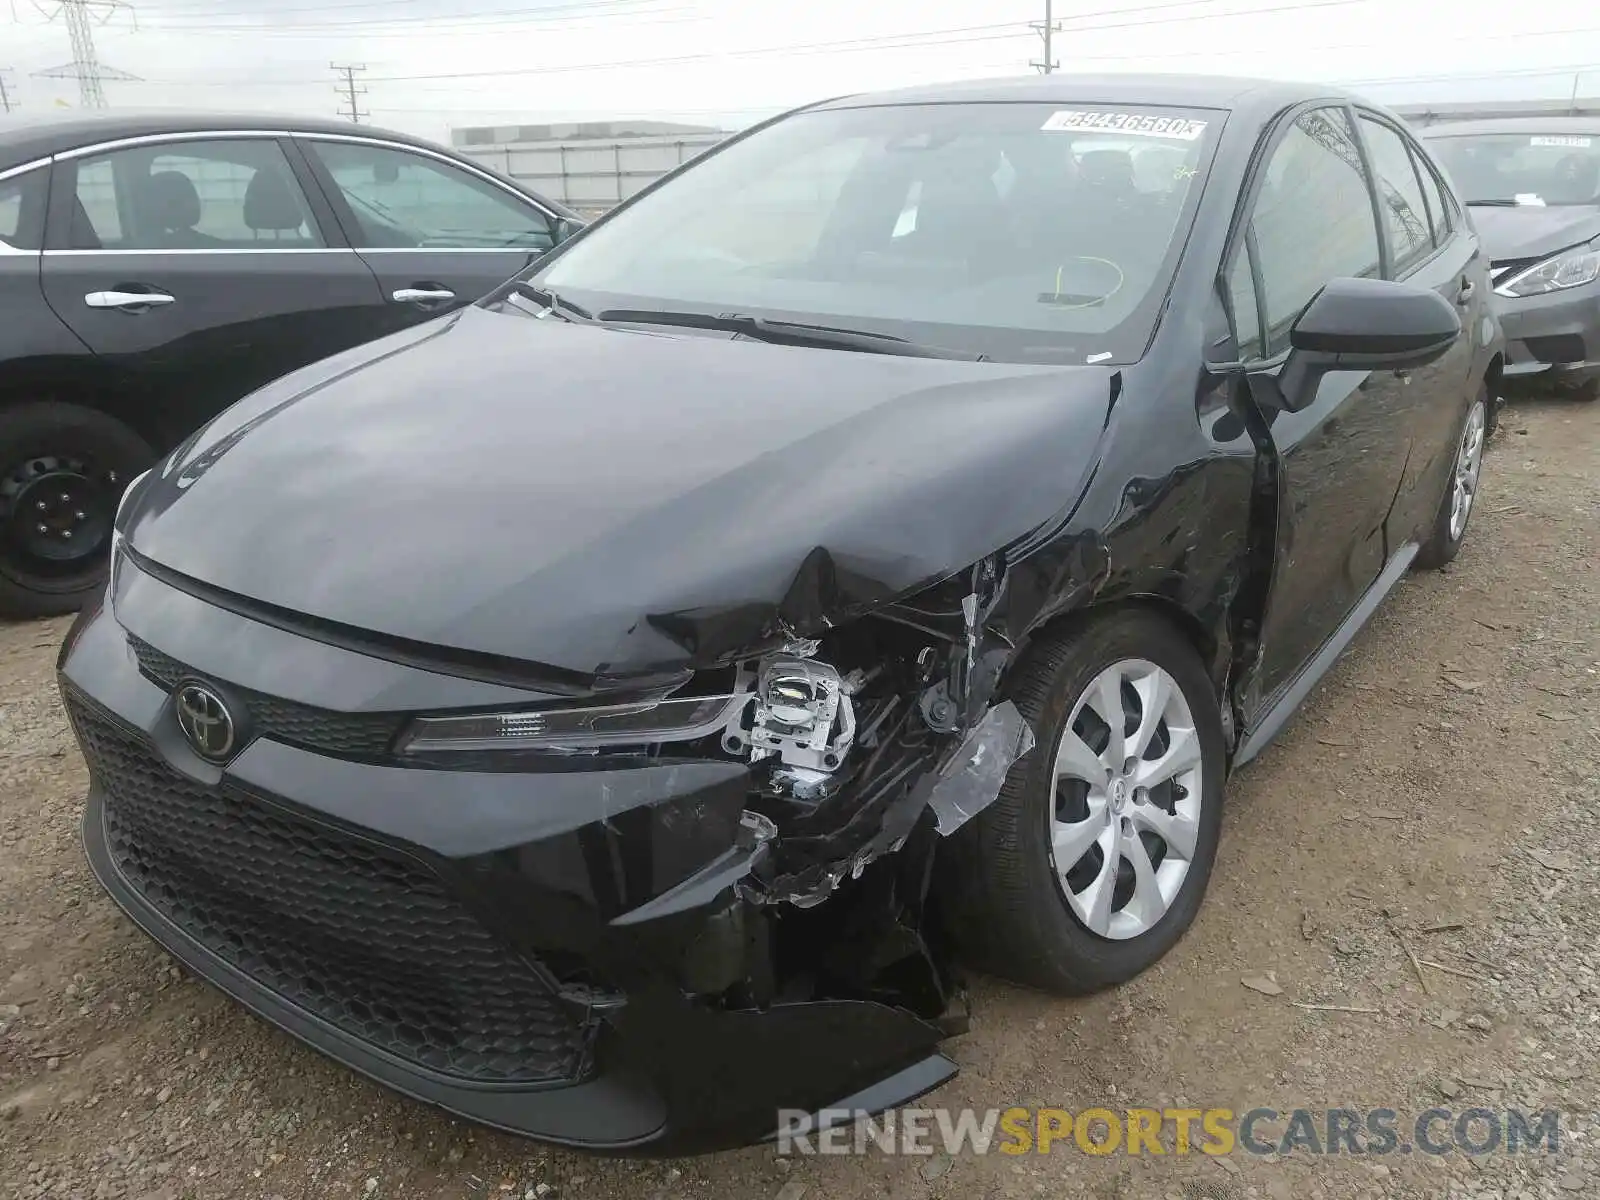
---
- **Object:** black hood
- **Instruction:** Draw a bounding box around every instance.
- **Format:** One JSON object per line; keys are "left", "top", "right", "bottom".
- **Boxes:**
{"left": 125, "top": 306, "right": 1113, "bottom": 679}
{"left": 1471, "top": 203, "right": 1600, "bottom": 263}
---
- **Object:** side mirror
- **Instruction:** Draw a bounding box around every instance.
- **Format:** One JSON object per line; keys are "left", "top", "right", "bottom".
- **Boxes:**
{"left": 1277, "top": 276, "right": 1461, "bottom": 411}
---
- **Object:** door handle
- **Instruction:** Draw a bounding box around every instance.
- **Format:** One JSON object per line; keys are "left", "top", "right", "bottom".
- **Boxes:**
{"left": 85, "top": 290, "right": 175, "bottom": 310}
{"left": 1456, "top": 280, "right": 1475, "bottom": 306}
{"left": 392, "top": 287, "right": 457, "bottom": 304}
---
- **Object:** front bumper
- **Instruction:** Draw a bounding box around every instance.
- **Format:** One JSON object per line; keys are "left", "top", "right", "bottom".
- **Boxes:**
{"left": 59, "top": 580, "right": 957, "bottom": 1153}
{"left": 1492, "top": 278, "right": 1600, "bottom": 384}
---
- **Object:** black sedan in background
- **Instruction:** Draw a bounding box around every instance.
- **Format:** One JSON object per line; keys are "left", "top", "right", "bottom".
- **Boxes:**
{"left": 0, "top": 110, "right": 581, "bottom": 618}
{"left": 1425, "top": 117, "right": 1600, "bottom": 400}
{"left": 61, "top": 74, "right": 1501, "bottom": 1152}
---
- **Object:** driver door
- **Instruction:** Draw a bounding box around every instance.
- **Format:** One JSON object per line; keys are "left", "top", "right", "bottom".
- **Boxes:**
{"left": 1223, "top": 105, "right": 1415, "bottom": 723}
{"left": 293, "top": 136, "right": 557, "bottom": 339}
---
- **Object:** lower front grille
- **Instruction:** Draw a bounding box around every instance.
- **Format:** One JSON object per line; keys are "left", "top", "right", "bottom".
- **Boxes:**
{"left": 68, "top": 692, "right": 588, "bottom": 1085}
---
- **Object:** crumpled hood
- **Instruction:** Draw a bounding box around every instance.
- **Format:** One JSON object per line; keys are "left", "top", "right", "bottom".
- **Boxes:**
{"left": 125, "top": 306, "right": 1113, "bottom": 678}
{"left": 1471, "top": 203, "right": 1600, "bottom": 263}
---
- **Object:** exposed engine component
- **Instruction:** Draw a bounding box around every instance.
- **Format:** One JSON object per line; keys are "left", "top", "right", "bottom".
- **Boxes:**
{"left": 723, "top": 656, "right": 856, "bottom": 777}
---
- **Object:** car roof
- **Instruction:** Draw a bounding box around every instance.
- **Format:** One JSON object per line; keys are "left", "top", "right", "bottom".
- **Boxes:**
{"left": 815, "top": 72, "right": 1365, "bottom": 124}
{"left": 1420, "top": 115, "right": 1600, "bottom": 138}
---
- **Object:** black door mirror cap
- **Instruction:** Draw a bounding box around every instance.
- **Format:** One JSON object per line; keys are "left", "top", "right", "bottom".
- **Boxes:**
{"left": 1290, "top": 275, "right": 1461, "bottom": 364}
{"left": 1272, "top": 276, "right": 1462, "bottom": 412}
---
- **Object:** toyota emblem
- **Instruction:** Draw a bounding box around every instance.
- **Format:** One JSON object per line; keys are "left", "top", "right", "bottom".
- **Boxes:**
{"left": 174, "top": 682, "right": 236, "bottom": 762}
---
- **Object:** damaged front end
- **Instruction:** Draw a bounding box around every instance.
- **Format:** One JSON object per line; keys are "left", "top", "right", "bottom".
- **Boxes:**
{"left": 398, "top": 554, "right": 1036, "bottom": 1025}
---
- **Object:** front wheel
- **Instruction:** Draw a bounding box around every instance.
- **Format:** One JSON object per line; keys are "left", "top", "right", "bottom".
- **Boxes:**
{"left": 0, "top": 401, "right": 155, "bottom": 620}
{"left": 1415, "top": 387, "right": 1487, "bottom": 571}
{"left": 939, "top": 609, "right": 1227, "bottom": 995}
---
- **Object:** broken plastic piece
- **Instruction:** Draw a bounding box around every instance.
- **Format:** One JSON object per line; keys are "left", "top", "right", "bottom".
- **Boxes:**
{"left": 921, "top": 700, "right": 1036, "bottom": 836}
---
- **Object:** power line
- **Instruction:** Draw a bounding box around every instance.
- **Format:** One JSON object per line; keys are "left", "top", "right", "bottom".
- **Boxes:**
{"left": 125, "top": 0, "right": 676, "bottom": 33}
{"left": 135, "top": 0, "right": 1369, "bottom": 89}
{"left": 32, "top": 0, "right": 140, "bottom": 108}
{"left": 332, "top": 61, "right": 368, "bottom": 123}
{"left": 1030, "top": 0, "right": 1060, "bottom": 75}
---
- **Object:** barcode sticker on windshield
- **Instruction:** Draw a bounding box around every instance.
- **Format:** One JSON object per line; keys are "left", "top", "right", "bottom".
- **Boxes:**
{"left": 1530, "top": 135, "right": 1593, "bottom": 148}
{"left": 1042, "top": 110, "right": 1208, "bottom": 140}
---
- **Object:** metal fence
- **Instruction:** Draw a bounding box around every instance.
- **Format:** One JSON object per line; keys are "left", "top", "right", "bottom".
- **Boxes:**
{"left": 454, "top": 132, "right": 728, "bottom": 215}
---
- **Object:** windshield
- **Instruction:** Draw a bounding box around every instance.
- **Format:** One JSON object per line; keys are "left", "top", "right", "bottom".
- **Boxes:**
{"left": 529, "top": 101, "right": 1223, "bottom": 364}
{"left": 1428, "top": 132, "right": 1600, "bottom": 206}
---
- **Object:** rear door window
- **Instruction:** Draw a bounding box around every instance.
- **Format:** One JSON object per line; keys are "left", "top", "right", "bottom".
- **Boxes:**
{"left": 1359, "top": 116, "right": 1435, "bottom": 274}
{"left": 0, "top": 168, "right": 47, "bottom": 250}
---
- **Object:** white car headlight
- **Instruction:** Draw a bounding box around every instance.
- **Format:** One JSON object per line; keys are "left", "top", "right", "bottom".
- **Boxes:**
{"left": 1495, "top": 244, "right": 1600, "bottom": 297}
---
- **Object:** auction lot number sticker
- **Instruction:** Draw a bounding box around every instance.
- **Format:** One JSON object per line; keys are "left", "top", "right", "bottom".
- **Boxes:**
{"left": 1042, "top": 110, "right": 1209, "bottom": 140}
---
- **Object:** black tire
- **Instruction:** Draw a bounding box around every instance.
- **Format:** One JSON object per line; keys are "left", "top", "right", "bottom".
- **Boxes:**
{"left": 938, "top": 607, "right": 1227, "bottom": 995}
{"left": 1414, "top": 386, "right": 1488, "bottom": 572}
{"left": 0, "top": 401, "right": 155, "bottom": 620}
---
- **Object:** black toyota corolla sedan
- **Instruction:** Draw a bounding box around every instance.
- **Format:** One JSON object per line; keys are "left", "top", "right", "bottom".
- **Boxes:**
{"left": 59, "top": 74, "right": 1502, "bottom": 1153}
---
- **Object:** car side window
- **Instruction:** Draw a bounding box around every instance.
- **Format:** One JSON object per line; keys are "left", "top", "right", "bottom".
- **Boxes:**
{"left": 1225, "top": 237, "right": 1263, "bottom": 360}
{"left": 1358, "top": 116, "right": 1434, "bottom": 274}
{"left": 1242, "top": 106, "right": 1381, "bottom": 359}
{"left": 0, "top": 168, "right": 47, "bottom": 250}
{"left": 304, "top": 140, "right": 552, "bottom": 250}
{"left": 1408, "top": 143, "right": 1453, "bottom": 247}
{"left": 66, "top": 139, "right": 325, "bottom": 251}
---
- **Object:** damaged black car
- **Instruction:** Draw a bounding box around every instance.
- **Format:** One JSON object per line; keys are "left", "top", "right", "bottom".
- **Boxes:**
{"left": 59, "top": 74, "right": 1502, "bottom": 1153}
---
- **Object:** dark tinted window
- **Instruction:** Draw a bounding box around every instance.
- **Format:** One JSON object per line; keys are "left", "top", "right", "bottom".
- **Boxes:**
{"left": 67, "top": 139, "right": 324, "bottom": 250}
{"left": 0, "top": 167, "right": 46, "bottom": 250}
{"left": 1250, "top": 107, "right": 1380, "bottom": 357}
{"left": 1359, "top": 116, "right": 1432, "bottom": 272}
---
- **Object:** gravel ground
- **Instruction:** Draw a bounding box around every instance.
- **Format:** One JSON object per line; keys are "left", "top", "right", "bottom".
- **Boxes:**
{"left": 1, "top": 395, "right": 1596, "bottom": 1200}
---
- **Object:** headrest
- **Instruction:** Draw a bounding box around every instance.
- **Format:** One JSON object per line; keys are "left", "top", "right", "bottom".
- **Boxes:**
{"left": 244, "top": 166, "right": 308, "bottom": 233}
{"left": 139, "top": 170, "right": 202, "bottom": 232}
{"left": 1078, "top": 149, "right": 1136, "bottom": 190}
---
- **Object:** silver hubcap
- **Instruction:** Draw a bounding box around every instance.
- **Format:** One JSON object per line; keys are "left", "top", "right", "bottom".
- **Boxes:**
{"left": 1049, "top": 659, "right": 1204, "bottom": 941}
{"left": 1449, "top": 399, "right": 1486, "bottom": 542}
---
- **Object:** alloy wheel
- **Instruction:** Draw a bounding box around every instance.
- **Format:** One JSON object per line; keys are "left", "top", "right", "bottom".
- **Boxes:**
{"left": 1449, "top": 398, "right": 1486, "bottom": 543}
{"left": 1049, "top": 658, "right": 1205, "bottom": 941}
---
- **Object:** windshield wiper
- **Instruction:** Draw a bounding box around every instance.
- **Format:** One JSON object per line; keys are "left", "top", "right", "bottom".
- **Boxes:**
{"left": 594, "top": 309, "right": 984, "bottom": 360}
{"left": 1466, "top": 198, "right": 1522, "bottom": 207}
{"left": 502, "top": 281, "right": 594, "bottom": 322}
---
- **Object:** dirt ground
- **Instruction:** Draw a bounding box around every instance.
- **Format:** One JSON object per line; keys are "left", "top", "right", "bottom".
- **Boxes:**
{"left": 2, "top": 397, "right": 1596, "bottom": 1200}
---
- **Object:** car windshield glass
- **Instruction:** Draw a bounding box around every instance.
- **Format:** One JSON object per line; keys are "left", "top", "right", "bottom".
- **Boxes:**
{"left": 1428, "top": 132, "right": 1600, "bottom": 206}
{"left": 528, "top": 100, "right": 1223, "bottom": 365}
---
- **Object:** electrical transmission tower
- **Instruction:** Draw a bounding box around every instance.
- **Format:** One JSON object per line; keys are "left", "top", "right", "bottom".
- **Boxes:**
{"left": 1030, "top": 0, "right": 1060, "bottom": 74}
{"left": 332, "top": 62, "right": 369, "bottom": 124}
{"left": 33, "top": 1, "right": 140, "bottom": 109}
{"left": 0, "top": 69, "right": 16, "bottom": 114}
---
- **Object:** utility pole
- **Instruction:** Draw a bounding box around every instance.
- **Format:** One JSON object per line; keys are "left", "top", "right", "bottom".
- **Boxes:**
{"left": 1030, "top": 0, "right": 1060, "bottom": 75}
{"left": 33, "top": 1, "right": 140, "bottom": 109}
{"left": 332, "top": 62, "right": 369, "bottom": 124}
{"left": 0, "top": 69, "right": 15, "bottom": 114}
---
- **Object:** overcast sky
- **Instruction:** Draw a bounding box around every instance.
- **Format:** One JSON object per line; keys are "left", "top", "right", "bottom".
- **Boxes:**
{"left": 3, "top": 0, "right": 1597, "bottom": 141}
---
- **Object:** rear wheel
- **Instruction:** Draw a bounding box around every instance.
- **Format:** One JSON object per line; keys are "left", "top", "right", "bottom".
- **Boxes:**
{"left": 1415, "top": 387, "right": 1487, "bottom": 571}
{"left": 0, "top": 402, "right": 154, "bottom": 620}
{"left": 939, "top": 609, "right": 1226, "bottom": 995}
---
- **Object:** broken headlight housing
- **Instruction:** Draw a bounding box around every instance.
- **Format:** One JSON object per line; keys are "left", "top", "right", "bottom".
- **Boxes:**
{"left": 1494, "top": 242, "right": 1600, "bottom": 297}
{"left": 401, "top": 651, "right": 861, "bottom": 776}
